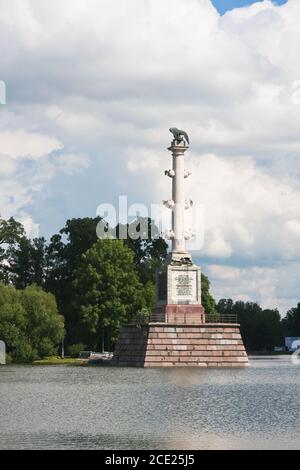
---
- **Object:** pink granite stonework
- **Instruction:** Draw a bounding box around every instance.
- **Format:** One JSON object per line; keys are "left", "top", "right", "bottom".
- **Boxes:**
{"left": 113, "top": 322, "right": 248, "bottom": 367}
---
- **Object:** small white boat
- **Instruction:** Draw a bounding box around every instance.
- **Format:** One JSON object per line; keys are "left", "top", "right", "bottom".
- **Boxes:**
{"left": 88, "top": 352, "right": 113, "bottom": 365}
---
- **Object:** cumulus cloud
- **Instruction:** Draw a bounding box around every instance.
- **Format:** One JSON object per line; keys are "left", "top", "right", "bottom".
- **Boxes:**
{"left": 187, "top": 153, "right": 300, "bottom": 264}
{"left": 0, "top": 0, "right": 300, "bottom": 312}
{"left": 0, "top": 129, "right": 62, "bottom": 159}
{"left": 206, "top": 261, "right": 300, "bottom": 315}
{"left": 18, "top": 212, "right": 40, "bottom": 238}
{"left": 54, "top": 153, "right": 90, "bottom": 175}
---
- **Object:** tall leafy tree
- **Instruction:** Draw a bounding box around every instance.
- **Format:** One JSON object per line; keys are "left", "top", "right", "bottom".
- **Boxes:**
{"left": 201, "top": 273, "right": 217, "bottom": 315}
{"left": 46, "top": 217, "right": 166, "bottom": 345}
{"left": 217, "top": 299, "right": 284, "bottom": 351}
{"left": 0, "top": 217, "right": 25, "bottom": 282}
{"left": 71, "top": 239, "right": 152, "bottom": 349}
{"left": 282, "top": 302, "right": 300, "bottom": 336}
{"left": 8, "top": 237, "right": 33, "bottom": 288}
{"left": 7, "top": 236, "right": 48, "bottom": 288}
{"left": 0, "top": 217, "right": 25, "bottom": 248}
{"left": 31, "top": 237, "right": 48, "bottom": 286}
{"left": 259, "top": 308, "right": 283, "bottom": 351}
{"left": 116, "top": 217, "right": 168, "bottom": 284}
{"left": 0, "top": 284, "right": 29, "bottom": 361}
{"left": 45, "top": 217, "right": 102, "bottom": 341}
{"left": 0, "top": 283, "right": 64, "bottom": 362}
{"left": 20, "top": 284, "right": 65, "bottom": 357}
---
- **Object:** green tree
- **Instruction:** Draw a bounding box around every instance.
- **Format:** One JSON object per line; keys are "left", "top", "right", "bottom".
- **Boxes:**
{"left": 116, "top": 217, "right": 168, "bottom": 284}
{"left": 0, "top": 283, "right": 31, "bottom": 361}
{"left": 217, "top": 298, "right": 234, "bottom": 315}
{"left": 46, "top": 217, "right": 165, "bottom": 346}
{"left": 31, "top": 237, "right": 48, "bottom": 286}
{"left": 258, "top": 308, "right": 283, "bottom": 351}
{"left": 8, "top": 237, "right": 33, "bottom": 288}
{"left": 282, "top": 302, "right": 300, "bottom": 336}
{"left": 0, "top": 216, "right": 25, "bottom": 248}
{"left": 7, "top": 236, "right": 48, "bottom": 288}
{"left": 0, "top": 283, "right": 64, "bottom": 362}
{"left": 20, "top": 285, "right": 65, "bottom": 357}
{"left": 72, "top": 239, "right": 151, "bottom": 350}
{"left": 201, "top": 273, "right": 217, "bottom": 315}
{"left": 217, "top": 299, "right": 284, "bottom": 351}
{"left": 45, "top": 217, "right": 102, "bottom": 343}
{"left": 0, "top": 217, "right": 25, "bottom": 282}
{"left": 68, "top": 343, "right": 86, "bottom": 358}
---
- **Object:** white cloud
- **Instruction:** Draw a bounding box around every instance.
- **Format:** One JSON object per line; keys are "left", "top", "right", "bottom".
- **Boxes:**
{"left": 127, "top": 147, "right": 163, "bottom": 172}
{"left": 206, "top": 261, "right": 300, "bottom": 315}
{"left": 208, "top": 265, "right": 241, "bottom": 281}
{"left": 0, "top": 130, "right": 62, "bottom": 159}
{"left": 18, "top": 212, "right": 40, "bottom": 238}
{"left": 187, "top": 153, "right": 300, "bottom": 263}
{"left": 0, "top": 0, "right": 300, "bottom": 312}
{"left": 0, "top": 155, "right": 16, "bottom": 176}
{"left": 54, "top": 153, "right": 90, "bottom": 175}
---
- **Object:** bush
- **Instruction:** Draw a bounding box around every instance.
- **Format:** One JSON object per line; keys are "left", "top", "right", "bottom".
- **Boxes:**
{"left": 13, "top": 339, "right": 37, "bottom": 363}
{"left": 131, "top": 307, "right": 151, "bottom": 328}
{"left": 68, "top": 343, "right": 86, "bottom": 358}
{"left": 39, "top": 337, "right": 58, "bottom": 357}
{"left": 0, "top": 283, "right": 65, "bottom": 363}
{"left": 5, "top": 352, "right": 13, "bottom": 364}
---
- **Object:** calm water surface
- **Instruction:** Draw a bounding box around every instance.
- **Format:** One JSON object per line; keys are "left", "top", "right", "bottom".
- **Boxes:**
{"left": 0, "top": 356, "right": 299, "bottom": 449}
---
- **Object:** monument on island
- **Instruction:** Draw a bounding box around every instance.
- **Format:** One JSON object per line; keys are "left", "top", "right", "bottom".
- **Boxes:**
{"left": 113, "top": 129, "right": 248, "bottom": 367}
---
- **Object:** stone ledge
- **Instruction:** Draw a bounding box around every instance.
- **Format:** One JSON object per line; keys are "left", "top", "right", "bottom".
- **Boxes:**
{"left": 112, "top": 323, "right": 248, "bottom": 368}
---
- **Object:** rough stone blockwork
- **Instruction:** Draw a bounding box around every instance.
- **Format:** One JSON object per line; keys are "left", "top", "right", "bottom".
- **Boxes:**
{"left": 112, "top": 323, "right": 248, "bottom": 368}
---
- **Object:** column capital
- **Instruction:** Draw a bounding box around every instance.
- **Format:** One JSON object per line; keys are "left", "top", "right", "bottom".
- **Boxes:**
{"left": 168, "top": 140, "right": 189, "bottom": 154}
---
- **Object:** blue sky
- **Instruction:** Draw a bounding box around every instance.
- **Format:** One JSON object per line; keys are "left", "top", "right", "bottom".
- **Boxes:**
{"left": 0, "top": 0, "right": 299, "bottom": 313}
{"left": 211, "top": 0, "right": 287, "bottom": 14}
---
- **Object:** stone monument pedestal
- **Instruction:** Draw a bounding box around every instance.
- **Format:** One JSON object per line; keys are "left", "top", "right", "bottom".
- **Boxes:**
{"left": 112, "top": 323, "right": 248, "bottom": 367}
{"left": 112, "top": 130, "right": 248, "bottom": 367}
{"left": 153, "top": 258, "right": 205, "bottom": 324}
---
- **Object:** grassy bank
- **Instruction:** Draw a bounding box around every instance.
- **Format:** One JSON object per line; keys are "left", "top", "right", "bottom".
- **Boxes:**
{"left": 32, "top": 356, "right": 87, "bottom": 366}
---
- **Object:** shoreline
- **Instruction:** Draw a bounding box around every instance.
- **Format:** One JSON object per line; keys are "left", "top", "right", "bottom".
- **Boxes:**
{"left": 0, "top": 352, "right": 292, "bottom": 366}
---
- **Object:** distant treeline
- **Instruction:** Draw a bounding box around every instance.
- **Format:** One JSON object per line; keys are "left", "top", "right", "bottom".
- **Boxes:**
{"left": 217, "top": 298, "right": 300, "bottom": 352}
{"left": 0, "top": 216, "right": 299, "bottom": 362}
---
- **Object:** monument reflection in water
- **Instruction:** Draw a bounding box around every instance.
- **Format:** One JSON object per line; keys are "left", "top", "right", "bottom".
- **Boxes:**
{"left": 113, "top": 129, "right": 248, "bottom": 367}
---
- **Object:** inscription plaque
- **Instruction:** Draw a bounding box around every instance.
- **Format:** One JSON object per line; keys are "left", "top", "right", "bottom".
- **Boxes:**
{"left": 171, "top": 270, "right": 197, "bottom": 303}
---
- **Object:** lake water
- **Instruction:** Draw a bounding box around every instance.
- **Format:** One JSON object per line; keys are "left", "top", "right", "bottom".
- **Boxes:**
{"left": 0, "top": 356, "right": 299, "bottom": 450}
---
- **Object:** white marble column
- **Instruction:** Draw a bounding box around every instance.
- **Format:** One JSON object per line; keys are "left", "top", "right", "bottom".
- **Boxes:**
{"left": 171, "top": 144, "right": 185, "bottom": 253}
{"left": 168, "top": 141, "right": 188, "bottom": 254}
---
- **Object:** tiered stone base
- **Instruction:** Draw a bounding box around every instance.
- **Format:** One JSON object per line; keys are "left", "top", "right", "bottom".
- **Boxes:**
{"left": 151, "top": 304, "right": 205, "bottom": 324}
{"left": 112, "top": 323, "right": 248, "bottom": 367}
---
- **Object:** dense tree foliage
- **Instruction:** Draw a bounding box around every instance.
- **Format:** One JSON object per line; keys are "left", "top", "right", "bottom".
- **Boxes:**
{"left": 116, "top": 218, "right": 168, "bottom": 284}
{"left": 1, "top": 216, "right": 300, "bottom": 358}
{"left": 0, "top": 283, "right": 64, "bottom": 362}
{"left": 45, "top": 217, "right": 165, "bottom": 346}
{"left": 201, "top": 273, "right": 217, "bottom": 315}
{"left": 71, "top": 239, "right": 154, "bottom": 350}
{"left": 0, "top": 217, "right": 25, "bottom": 282}
{"left": 217, "top": 299, "right": 284, "bottom": 351}
{"left": 45, "top": 217, "right": 102, "bottom": 343}
{"left": 282, "top": 302, "right": 300, "bottom": 336}
{"left": 7, "top": 237, "right": 48, "bottom": 288}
